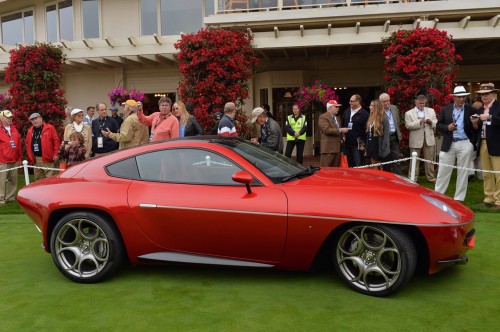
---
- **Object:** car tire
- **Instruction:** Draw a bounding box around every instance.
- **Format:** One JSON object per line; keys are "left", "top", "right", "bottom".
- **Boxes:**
{"left": 332, "top": 224, "right": 417, "bottom": 297}
{"left": 50, "top": 211, "right": 124, "bottom": 283}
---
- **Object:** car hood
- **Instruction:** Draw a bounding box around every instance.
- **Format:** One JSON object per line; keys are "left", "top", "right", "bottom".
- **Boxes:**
{"left": 280, "top": 167, "right": 473, "bottom": 225}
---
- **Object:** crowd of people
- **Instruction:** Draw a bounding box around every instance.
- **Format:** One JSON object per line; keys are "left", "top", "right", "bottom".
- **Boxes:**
{"left": 1, "top": 83, "right": 499, "bottom": 209}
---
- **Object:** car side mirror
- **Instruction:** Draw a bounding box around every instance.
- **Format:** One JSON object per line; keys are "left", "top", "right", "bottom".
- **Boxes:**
{"left": 232, "top": 171, "right": 253, "bottom": 194}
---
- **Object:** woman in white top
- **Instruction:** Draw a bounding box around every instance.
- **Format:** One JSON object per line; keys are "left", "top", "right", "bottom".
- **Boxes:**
{"left": 63, "top": 108, "right": 92, "bottom": 159}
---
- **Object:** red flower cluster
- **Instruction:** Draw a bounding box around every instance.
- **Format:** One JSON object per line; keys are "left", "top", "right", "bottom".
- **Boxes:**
{"left": 4, "top": 43, "right": 67, "bottom": 138}
{"left": 175, "top": 27, "right": 259, "bottom": 136}
{"left": 382, "top": 28, "right": 461, "bottom": 147}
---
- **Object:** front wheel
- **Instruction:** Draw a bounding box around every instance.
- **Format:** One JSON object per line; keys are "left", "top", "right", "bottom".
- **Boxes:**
{"left": 332, "top": 224, "right": 417, "bottom": 296}
{"left": 50, "top": 212, "right": 124, "bottom": 283}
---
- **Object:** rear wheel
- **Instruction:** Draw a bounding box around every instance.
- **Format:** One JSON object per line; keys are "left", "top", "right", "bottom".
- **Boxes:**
{"left": 332, "top": 224, "right": 417, "bottom": 296}
{"left": 50, "top": 212, "right": 124, "bottom": 283}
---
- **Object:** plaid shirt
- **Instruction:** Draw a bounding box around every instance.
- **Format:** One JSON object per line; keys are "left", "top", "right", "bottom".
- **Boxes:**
{"left": 59, "top": 144, "right": 86, "bottom": 167}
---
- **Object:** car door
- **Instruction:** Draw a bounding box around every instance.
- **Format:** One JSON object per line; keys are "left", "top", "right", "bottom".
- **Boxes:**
{"left": 127, "top": 148, "right": 288, "bottom": 263}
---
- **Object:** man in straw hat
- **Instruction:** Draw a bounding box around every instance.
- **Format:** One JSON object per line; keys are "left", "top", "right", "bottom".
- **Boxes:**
{"left": 475, "top": 83, "right": 500, "bottom": 209}
{"left": 435, "top": 86, "right": 480, "bottom": 202}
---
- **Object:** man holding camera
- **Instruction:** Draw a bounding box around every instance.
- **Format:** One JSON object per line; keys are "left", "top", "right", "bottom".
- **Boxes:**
{"left": 91, "top": 102, "right": 119, "bottom": 156}
{"left": 434, "top": 86, "right": 480, "bottom": 201}
{"left": 405, "top": 95, "right": 437, "bottom": 182}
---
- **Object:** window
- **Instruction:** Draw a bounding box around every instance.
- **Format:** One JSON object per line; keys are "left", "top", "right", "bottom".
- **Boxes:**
{"left": 46, "top": 0, "right": 74, "bottom": 42}
{"left": 107, "top": 148, "right": 244, "bottom": 185}
{"left": 140, "top": 0, "right": 202, "bottom": 36}
{"left": 140, "top": 0, "right": 158, "bottom": 36}
{"left": 1, "top": 10, "right": 34, "bottom": 45}
{"left": 82, "top": 0, "right": 100, "bottom": 39}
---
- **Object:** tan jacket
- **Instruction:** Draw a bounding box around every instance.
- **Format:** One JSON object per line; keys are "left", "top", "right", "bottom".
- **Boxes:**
{"left": 63, "top": 123, "right": 92, "bottom": 159}
{"left": 318, "top": 112, "right": 342, "bottom": 154}
{"left": 405, "top": 107, "right": 437, "bottom": 148}
{"left": 109, "top": 113, "right": 149, "bottom": 149}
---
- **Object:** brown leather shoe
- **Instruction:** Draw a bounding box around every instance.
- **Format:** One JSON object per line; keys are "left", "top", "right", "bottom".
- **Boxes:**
{"left": 475, "top": 202, "right": 493, "bottom": 207}
{"left": 428, "top": 179, "right": 436, "bottom": 183}
{"left": 491, "top": 205, "right": 500, "bottom": 210}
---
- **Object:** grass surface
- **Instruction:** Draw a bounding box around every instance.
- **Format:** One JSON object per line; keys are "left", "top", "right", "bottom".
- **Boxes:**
{"left": 1, "top": 213, "right": 499, "bottom": 331}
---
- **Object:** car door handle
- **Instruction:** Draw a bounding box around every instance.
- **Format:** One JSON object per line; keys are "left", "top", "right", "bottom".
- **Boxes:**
{"left": 140, "top": 204, "right": 157, "bottom": 208}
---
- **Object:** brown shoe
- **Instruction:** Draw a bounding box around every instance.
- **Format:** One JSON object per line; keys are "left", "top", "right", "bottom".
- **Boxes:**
{"left": 491, "top": 205, "right": 500, "bottom": 210}
{"left": 476, "top": 202, "right": 493, "bottom": 207}
{"left": 428, "top": 179, "right": 436, "bottom": 183}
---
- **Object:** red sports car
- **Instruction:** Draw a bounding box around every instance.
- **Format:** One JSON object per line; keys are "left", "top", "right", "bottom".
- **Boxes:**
{"left": 17, "top": 137, "right": 475, "bottom": 296}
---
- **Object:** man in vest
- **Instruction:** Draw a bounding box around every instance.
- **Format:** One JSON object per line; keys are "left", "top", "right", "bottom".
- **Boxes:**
{"left": 284, "top": 104, "right": 307, "bottom": 163}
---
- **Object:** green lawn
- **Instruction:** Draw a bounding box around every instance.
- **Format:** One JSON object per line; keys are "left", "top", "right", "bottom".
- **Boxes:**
{"left": 0, "top": 213, "right": 498, "bottom": 331}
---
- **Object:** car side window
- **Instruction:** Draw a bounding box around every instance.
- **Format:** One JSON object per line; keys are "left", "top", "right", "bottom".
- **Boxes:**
{"left": 135, "top": 148, "right": 243, "bottom": 185}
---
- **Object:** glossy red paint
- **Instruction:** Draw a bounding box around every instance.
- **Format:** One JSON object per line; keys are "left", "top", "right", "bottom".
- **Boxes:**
{"left": 17, "top": 137, "right": 475, "bottom": 293}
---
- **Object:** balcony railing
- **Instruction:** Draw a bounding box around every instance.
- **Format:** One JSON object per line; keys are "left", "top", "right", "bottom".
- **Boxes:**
{"left": 217, "top": 0, "right": 434, "bottom": 14}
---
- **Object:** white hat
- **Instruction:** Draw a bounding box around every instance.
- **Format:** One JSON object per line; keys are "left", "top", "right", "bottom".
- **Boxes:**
{"left": 450, "top": 86, "right": 470, "bottom": 97}
{"left": 326, "top": 100, "right": 342, "bottom": 108}
{"left": 70, "top": 108, "right": 84, "bottom": 116}
{"left": 251, "top": 107, "right": 265, "bottom": 123}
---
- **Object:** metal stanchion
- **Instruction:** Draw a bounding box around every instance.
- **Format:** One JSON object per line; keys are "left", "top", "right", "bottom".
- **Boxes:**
{"left": 22, "top": 160, "right": 30, "bottom": 186}
{"left": 410, "top": 151, "right": 417, "bottom": 182}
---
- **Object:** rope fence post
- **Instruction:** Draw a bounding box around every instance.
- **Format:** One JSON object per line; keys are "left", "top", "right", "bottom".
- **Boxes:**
{"left": 22, "top": 160, "right": 30, "bottom": 186}
{"left": 410, "top": 151, "right": 417, "bottom": 182}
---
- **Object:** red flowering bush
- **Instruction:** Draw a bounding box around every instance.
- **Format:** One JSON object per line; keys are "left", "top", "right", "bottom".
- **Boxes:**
{"left": 382, "top": 28, "right": 461, "bottom": 147}
{"left": 175, "top": 27, "right": 259, "bottom": 136}
{"left": 5, "top": 43, "right": 67, "bottom": 138}
{"left": 296, "top": 80, "right": 338, "bottom": 113}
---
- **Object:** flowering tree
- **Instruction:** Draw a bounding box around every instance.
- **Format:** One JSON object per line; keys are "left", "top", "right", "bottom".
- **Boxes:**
{"left": 382, "top": 28, "right": 461, "bottom": 146}
{"left": 5, "top": 43, "right": 67, "bottom": 137}
{"left": 296, "top": 80, "right": 338, "bottom": 113}
{"left": 175, "top": 27, "right": 259, "bottom": 136}
{"left": 108, "top": 87, "right": 144, "bottom": 106}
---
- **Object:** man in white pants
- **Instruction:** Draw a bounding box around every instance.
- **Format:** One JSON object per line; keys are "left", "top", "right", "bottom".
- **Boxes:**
{"left": 435, "top": 86, "right": 480, "bottom": 201}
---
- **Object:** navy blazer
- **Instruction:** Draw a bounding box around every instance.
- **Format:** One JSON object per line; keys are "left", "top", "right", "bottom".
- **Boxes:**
{"left": 341, "top": 108, "right": 369, "bottom": 148}
{"left": 481, "top": 100, "right": 500, "bottom": 156}
{"left": 437, "top": 103, "right": 480, "bottom": 152}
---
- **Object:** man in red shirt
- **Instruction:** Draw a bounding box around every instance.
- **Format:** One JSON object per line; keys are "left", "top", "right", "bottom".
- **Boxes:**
{"left": 0, "top": 110, "right": 22, "bottom": 204}
{"left": 137, "top": 97, "right": 179, "bottom": 142}
{"left": 26, "top": 113, "right": 60, "bottom": 181}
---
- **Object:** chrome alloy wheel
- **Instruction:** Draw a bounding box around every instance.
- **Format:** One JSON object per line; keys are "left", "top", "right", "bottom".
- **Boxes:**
{"left": 335, "top": 225, "right": 410, "bottom": 295}
{"left": 54, "top": 218, "right": 110, "bottom": 279}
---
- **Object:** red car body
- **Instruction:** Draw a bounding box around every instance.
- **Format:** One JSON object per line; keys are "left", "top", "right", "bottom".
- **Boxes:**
{"left": 18, "top": 137, "right": 475, "bottom": 296}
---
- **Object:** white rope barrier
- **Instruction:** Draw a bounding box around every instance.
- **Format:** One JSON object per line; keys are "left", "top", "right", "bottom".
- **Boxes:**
{"left": 2, "top": 156, "right": 499, "bottom": 188}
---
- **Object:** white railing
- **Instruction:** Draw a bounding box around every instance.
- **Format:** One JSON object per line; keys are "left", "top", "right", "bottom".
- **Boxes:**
{"left": 217, "top": 0, "right": 430, "bottom": 14}
{"left": 1, "top": 156, "right": 499, "bottom": 188}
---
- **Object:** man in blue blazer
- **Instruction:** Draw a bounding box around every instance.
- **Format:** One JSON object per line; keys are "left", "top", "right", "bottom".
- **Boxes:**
{"left": 435, "top": 86, "right": 480, "bottom": 202}
{"left": 476, "top": 83, "right": 500, "bottom": 209}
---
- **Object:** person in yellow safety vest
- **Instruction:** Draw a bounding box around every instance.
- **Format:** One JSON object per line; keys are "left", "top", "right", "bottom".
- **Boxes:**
{"left": 284, "top": 104, "right": 307, "bottom": 163}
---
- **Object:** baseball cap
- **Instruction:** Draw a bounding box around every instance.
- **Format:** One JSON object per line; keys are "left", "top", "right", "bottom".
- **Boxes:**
{"left": 71, "top": 108, "right": 84, "bottom": 116}
{"left": 110, "top": 106, "right": 118, "bottom": 111}
{"left": 122, "top": 100, "right": 138, "bottom": 107}
{"left": 29, "top": 113, "right": 41, "bottom": 120}
{"left": 251, "top": 107, "right": 265, "bottom": 123}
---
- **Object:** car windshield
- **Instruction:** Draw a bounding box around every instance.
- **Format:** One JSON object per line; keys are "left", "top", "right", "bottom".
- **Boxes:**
{"left": 214, "top": 139, "right": 310, "bottom": 184}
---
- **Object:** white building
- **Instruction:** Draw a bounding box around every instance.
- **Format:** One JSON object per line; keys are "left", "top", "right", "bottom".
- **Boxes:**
{"left": 0, "top": 0, "right": 499, "bottom": 154}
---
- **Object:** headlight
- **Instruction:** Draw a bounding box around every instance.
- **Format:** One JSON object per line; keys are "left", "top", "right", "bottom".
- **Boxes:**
{"left": 421, "top": 195, "right": 460, "bottom": 219}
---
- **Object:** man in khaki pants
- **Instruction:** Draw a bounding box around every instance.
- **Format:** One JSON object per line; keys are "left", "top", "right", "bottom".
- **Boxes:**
{"left": 405, "top": 95, "right": 438, "bottom": 182}
{"left": 0, "top": 110, "right": 22, "bottom": 205}
{"left": 476, "top": 83, "right": 500, "bottom": 209}
{"left": 26, "top": 113, "right": 60, "bottom": 181}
